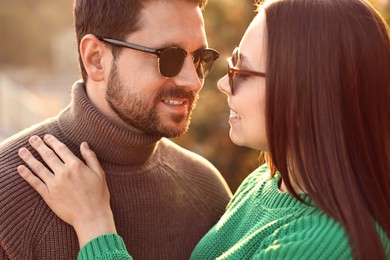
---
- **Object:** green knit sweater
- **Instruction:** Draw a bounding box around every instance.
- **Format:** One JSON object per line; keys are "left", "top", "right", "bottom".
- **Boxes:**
{"left": 78, "top": 165, "right": 390, "bottom": 259}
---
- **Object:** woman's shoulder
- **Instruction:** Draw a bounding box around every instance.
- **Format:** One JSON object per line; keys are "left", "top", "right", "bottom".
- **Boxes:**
{"left": 226, "top": 164, "right": 271, "bottom": 209}
{"left": 252, "top": 211, "right": 352, "bottom": 259}
{"left": 237, "top": 164, "right": 271, "bottom": 191}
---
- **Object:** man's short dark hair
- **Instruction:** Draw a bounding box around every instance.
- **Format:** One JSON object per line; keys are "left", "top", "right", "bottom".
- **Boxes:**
{"left": 74, "top": 0, "right": 208, "bottom": 82}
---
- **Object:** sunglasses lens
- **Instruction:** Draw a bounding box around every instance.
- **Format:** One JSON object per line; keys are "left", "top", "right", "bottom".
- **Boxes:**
{"left": 159, "top": 48, "right": 219, "bottom": 78}
{"left": 227, "top": 48, "right": 240, "bottom": 95}
{"left": 227, "top": 60, "right": 234, "bottom": 94}
{"left": 195, "top": 49, "right": 219, "bottom": 78}
{"left": 232, "top": 48, "right": 239, "bottom": 67}
{"left": 159, "top": 48, "right": 186, "bottom": 77}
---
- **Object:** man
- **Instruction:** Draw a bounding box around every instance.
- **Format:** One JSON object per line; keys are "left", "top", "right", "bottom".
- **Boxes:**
{"left": 0, "top": 0, "right": 232, "bottom": 259}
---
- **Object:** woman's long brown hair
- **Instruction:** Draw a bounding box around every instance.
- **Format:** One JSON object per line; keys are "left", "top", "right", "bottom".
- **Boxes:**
{"left": 261, "top": 0, "right": 390, "bottom": 258}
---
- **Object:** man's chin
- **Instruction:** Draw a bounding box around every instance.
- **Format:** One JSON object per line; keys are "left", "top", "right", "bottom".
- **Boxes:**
{"left": 158, "top": 120, "right": 191, "bottom": 138}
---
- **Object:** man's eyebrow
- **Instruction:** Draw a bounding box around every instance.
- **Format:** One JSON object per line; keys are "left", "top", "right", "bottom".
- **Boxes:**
{"left": 159, "top": 41, "right": 207, "bottom": 51}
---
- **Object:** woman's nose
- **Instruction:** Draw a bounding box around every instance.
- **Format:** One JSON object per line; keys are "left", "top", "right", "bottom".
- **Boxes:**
{"left": 217, "top": 74, "right": 231, "bottom": 95}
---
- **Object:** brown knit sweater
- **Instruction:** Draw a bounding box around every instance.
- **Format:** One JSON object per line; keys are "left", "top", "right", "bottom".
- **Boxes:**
{"left": 0, "top": 82, "right": 232, "bottom": 260}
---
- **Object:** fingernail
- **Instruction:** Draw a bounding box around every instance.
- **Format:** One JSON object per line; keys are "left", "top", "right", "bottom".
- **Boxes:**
{"left": 17, "top": 165, "right": 26, "bottom": 174}
{"left": 44, "top": 134, "right": 52, "bottom": 141}
{"left": 83, "top": 142, "right": 90, "bottom": 150}
{"left": 29, "top": 136, "right": 38, "bottom": 143}
{"left": 18, "top": 148, "right": 28, "bottom": 157}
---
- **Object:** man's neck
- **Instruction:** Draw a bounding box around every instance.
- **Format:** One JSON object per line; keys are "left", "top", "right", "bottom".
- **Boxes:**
{"left": 58, "top": 81, "right": 160, "bottom": 165}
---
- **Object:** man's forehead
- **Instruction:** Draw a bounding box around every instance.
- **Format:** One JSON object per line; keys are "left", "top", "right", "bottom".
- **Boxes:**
{"left": 129, "top": 0, "right": 207, "bottom": 50}
{"left": 141, "top": 0, "right": 206, "bottom": 9}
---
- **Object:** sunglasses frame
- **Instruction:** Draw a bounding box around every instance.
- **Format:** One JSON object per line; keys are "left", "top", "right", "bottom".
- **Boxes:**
{"left": 227, "top": 55, "right": 266, "bottom": 95}
{"left": 99, "top": 37, "right": 219, "bottom": 78}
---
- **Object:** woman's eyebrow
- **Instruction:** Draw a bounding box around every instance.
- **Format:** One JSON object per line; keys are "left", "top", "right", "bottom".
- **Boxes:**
{"left": 238, "top": 53, "right": 254, "bottom": 69}
{"left": 239, "top": 53, "right": 249, "bottom": 63}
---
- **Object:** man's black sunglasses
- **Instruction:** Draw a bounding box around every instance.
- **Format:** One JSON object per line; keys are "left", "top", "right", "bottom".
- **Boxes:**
{"left": 99, "top": 37, "right": 220, "bottom": 78}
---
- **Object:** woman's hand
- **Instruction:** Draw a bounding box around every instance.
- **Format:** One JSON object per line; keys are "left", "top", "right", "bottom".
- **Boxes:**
{"left": 17, "top": 134, "right": 117, "bottom": 248}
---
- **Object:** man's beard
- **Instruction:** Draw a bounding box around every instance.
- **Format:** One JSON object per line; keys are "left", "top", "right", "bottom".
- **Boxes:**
{"left": 105, "top": 62, "right": 198, "bottom": 138}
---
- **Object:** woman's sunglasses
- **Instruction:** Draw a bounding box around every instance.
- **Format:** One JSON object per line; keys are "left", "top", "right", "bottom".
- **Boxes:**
{"left": 99, "top": 37, "right": 219, "bottom": 79}
{"left": 227, "top": 47, "right": 266, "bottom": 95}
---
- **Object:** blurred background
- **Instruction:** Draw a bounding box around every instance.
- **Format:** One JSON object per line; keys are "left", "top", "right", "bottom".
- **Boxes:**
{"left": 1, "top": 0, "right": 389, "bottom": 192}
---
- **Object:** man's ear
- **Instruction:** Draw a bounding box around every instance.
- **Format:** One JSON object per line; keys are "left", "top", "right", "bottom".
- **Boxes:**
{"left": 80, "top": 34, "right": 109, "bottom": 82}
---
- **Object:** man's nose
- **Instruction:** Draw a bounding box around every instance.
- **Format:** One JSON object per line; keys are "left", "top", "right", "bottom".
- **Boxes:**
{"left": 172, "top": 56, "right": 203, "bottom": 93}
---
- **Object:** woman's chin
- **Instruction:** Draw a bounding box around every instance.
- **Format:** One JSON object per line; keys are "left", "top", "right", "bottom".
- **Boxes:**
{"left": 229, "top": 131, "right": 245, "bottom": 147}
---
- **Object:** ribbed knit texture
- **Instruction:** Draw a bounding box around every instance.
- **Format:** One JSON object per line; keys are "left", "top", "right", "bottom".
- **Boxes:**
{"left": 78, "top": 234, "right": 131, "bottom": 260}
{"left": 190, "top": 164, "right": 390, "bottom": 259}
{"left": 0, "top": 81, "right": 231, "bottom": 259}
{"left": 75, "top": 164, "right": 390, "bottom": 259}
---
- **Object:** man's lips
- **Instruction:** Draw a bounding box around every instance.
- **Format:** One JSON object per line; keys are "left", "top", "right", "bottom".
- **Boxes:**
{"left": 162, "top": 99, "right": 187, "bottom": 106}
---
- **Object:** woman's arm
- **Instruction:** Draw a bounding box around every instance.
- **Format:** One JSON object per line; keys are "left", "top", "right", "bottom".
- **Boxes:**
{"left": 17, "top": 134, "right": 116, "bottom": 248}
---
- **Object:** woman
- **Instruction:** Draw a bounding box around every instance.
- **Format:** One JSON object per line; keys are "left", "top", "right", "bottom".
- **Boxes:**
{"left": 18, "top": 0, "right": 390, "bottom": 259}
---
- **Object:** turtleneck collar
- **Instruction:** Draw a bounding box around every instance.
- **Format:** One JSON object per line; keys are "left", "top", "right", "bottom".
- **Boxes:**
{"left": 58, "top": 81, "right": 161, "bottom": 165}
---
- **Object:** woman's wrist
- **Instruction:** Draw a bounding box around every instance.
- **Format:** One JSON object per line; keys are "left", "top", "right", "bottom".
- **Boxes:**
{"left": 73, "top": 210, "right": 117, "bottom": 248}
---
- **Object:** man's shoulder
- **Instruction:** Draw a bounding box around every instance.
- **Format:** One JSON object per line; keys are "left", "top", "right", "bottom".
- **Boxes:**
{"left": 158, "top": 138, "right": 232, "bottom": 213}
{"left": 0, "top": 120, "right": 61, "bottom": 252}
{"left": 0, "top": 119, "right": 58, "bottom": 215}
{"left": 158, "top": 138, "right": 218, "bottom": 171}
{"left": 0, "top": 118, "right": 56, "bottom": 151}
{"left": 157, "top": 138, "right": 232, "bottom": 197}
